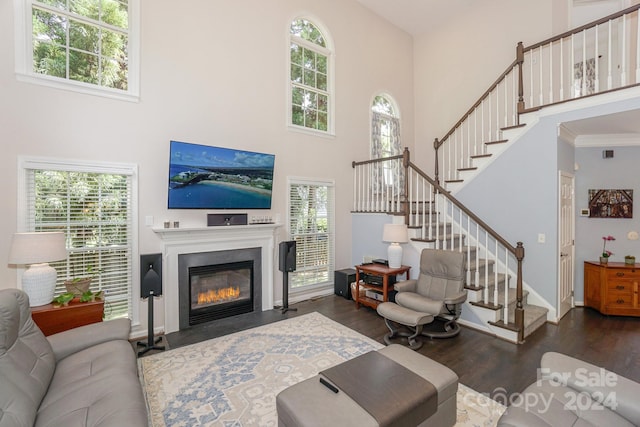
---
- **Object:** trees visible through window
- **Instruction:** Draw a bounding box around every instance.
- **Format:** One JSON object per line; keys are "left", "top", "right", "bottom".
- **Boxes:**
{"left": 20, "top": 158, "right": 137, "bottom": 320}
{"left": 289, "top": 18, "right": 332, "bottom": 133}
{"left": 371, "top": 94, "right": 402, "bottom": 191}
{"left": 371, "top": 94, "right": 401, "bottom": 158}
{"left": 288, "top": 178, "right": 335, "bottom": 290}
{"left": 17, "top": 0, "right": 138, "bottom": 98}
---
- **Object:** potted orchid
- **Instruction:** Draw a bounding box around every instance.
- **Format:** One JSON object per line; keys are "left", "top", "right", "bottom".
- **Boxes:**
{"left": 600, "top": 235, "right": 615, "bottom": 263}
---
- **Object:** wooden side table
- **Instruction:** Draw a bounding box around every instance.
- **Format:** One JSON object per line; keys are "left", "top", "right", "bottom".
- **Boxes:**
{"left": 355, "top": 263, "right": 411, "bottom": 309}
{"left": 31, "top": 298, "right": 105, "bottom": 336}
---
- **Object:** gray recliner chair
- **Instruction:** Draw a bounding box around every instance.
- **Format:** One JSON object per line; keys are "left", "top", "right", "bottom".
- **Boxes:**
{"left": 378, "top": 249, "right": 467, "bottom": 349}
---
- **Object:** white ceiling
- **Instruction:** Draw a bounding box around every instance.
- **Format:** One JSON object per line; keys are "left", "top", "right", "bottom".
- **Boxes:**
{"left": 563, "top": 109, "right": 640, "bottom": 136}
{"left": 356, "top": 0, "right": 640, "bottom": 139}
{"left": 356, "top": 0, "right": 473, "bottom": 36}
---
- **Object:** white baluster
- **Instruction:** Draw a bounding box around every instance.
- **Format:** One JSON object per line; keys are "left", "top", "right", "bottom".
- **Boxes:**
{"left": 636, "top": 10, "right": 640, "bottom": 83}
{"left": 582, "top": 32, "right": 587, "bottom": 96}
{"left": 608, "top": 20, "right": 613, "bottom": 89}
{"left": 560, "top": 37, "right": 565, "bottom": 100}
{"left": 529, "top": 51, "right": 534, "bottom": 106}
{"left": 595, "top": 25, "right": 600, "bottom": 92}
{"left": 503, "top": 249, "right": 509, "bottom": 324}
{"left": 622, "top": 14, "right": 627, "bottom": 86}
{"left": 458, "top": 207, "right": 463, "bottom": 251}
{"left": 549, "top": 41, "right": 554, "bottom": 103}
{"left": 571, "top": 34, "right": 576, "bottom": 98}
{"left": 475, "top": 223, "right": 480, "bottom": 291}
{"left": 483, "top": 232, "right": 489, "bottom": 304}
{"left": 493, "top": 240, "right": 499, "bottom": 308}
{"left": 539, "top": 46, "right": 544, "bottom": 105}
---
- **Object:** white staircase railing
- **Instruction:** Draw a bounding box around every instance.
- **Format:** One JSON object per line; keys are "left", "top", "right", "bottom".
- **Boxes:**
{"left": 435, "top": 4, "right": 640, "bottom": 188}
{"left": 352, "top": 150, "right": 526, "bottom": 342}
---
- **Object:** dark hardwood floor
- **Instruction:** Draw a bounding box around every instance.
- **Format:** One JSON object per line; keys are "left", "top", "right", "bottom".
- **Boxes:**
{"left": 151, "top": 294, "right": 640, "bottom": 400}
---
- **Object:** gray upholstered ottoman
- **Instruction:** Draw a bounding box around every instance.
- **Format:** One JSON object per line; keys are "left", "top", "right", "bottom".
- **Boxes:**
{"left": 276, "top": 344, "right": 458, "bottom": 427}
{"left": 377, "top": 301, "right": 433, "bottom": 350}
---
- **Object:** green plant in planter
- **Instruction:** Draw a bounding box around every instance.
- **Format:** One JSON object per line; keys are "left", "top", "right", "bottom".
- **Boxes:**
{"left": 79, "top": 290, "right": 104, "bottom": 303}
{"left": 52, "top": 292, "right": 75, "bottom": 307}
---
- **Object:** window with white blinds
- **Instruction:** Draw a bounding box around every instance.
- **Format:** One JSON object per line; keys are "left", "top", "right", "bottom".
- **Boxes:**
{"left": 18, "top": 158, "right": 137, "bottom": 321}
{"left": 287, "top": 178, "right": 334, "bottom": 290}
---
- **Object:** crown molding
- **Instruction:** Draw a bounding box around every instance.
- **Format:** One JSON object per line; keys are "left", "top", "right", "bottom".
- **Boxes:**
{"left": 574, "top": 133, "right": 640, "bottom": 147}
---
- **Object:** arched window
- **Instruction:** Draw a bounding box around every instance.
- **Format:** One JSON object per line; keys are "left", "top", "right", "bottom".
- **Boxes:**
{"left": 371, "top": 94, "right": 401, "bottom": 158}
{"left": 289, "top": 18, "right": 333, "bottom": 134}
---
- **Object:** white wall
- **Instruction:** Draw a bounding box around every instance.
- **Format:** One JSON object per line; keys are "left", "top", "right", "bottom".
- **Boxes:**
{"left": 455, "top": 93, "right": 640, "bottom": 313}
{"left": 0, "top": 0, "right": 414, "bottom": 335}
{"left": 413, "top": 0, "right": 565, "bottom": 174}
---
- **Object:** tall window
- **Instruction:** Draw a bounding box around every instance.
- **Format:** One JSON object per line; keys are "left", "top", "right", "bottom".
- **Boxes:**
{"left": 15, "top": 0, "right": 140, "bottom": 100}
{"left": 371, "top": 94, "right": 401, "bottom": 158}
{"left": 287, "top": 178, "right": 335, "bottom": 291}
{"left": 18, "top": 158, "right": 138, "bottom": 320}
{"left": 371, "top": 95, "right": 402, "bottom": 190}
{"left": 289, "top": 18, "right": 333, "bottom": 134}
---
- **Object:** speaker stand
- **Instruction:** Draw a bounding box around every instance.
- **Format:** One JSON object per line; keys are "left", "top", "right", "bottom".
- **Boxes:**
{"left": 137, "top": 291, "right": 165, "bottom": 356}
{"left": 281, "top": 271, "right": 297, "bottom": 314}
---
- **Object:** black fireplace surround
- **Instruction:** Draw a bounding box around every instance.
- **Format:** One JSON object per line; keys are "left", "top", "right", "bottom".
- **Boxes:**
{"left": 178, "top": 247, "right": 262, "bottom": 330}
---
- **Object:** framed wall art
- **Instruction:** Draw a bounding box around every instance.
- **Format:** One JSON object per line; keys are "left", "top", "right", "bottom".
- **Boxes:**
{"left": 588, "top": 189, "right": 633, "bottom": 218}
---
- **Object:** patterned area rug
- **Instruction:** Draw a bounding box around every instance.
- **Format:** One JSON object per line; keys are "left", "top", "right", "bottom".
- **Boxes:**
{"left": 139, "top": 312, "right": 505, "bottom": 426}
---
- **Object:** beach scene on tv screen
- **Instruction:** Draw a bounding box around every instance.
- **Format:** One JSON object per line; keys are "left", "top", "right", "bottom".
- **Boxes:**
{"left": 168, "top": 141, "right": 274, "bottom": 209}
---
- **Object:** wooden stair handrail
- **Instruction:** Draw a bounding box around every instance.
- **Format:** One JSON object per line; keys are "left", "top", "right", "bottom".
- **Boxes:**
{"left": 403, "top": 148, "right": 525, "bottom": 342}
{"left": 407, "top": 161, "right": 520, "bottom": 256}
{"left": 352, "top": 154, "right": 403, "bottom": 168}
{"left": 435, "top": 57, "right": 519, "bottom": 151}
{"left": 524, "top": 4, "right": 640, "bottom": 52}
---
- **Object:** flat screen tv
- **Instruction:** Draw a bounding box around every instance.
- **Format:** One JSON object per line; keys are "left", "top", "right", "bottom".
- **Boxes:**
{"left": 168, "top": 140, "right": 275, "bottom": 209}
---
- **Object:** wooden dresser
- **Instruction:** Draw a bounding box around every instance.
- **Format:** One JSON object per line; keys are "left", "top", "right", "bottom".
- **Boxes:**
{"left": 584, "top": 261, "right": 640, "bottom": 317}
{"left": 31, "top": 298, "right": 104, "bottom": 336}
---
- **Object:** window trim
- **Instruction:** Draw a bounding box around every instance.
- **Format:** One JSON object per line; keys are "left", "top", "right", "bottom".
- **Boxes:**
{"left": 13, "top": 0, "right": 141, "bottom": 102}
{"left": 287, "top": 15, "right": 336, "bottom": 137}
{"left": 370, "top": 93, "right": 402, "bottom": 158}
{"left": 286, "top": 176, "right": 335, "bottom": 293}
{"left": 16, "top": 156, "right": 141, "bottom": 327}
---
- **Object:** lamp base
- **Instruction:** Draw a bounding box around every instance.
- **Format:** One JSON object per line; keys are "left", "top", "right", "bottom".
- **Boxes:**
{"left": 387, "top": 243, "right": 403, "bottom": 269}
{"left": 22, "top": 263, "right": 57, "bottom": 307}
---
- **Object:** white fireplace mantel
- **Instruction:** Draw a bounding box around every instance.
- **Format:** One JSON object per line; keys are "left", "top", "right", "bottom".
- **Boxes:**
{"left": 153, "top": 224, "right": 282, "bottom": 333}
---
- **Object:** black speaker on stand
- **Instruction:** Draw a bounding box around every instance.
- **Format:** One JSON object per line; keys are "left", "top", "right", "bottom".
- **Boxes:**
{"left": 279, "top": 241, "right": 297, "bottom": 314}
{"left": 137, "top": 253, "right": 165, "bottom": 356}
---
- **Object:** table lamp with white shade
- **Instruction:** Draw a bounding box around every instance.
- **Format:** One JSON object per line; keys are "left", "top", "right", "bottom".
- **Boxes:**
{"left": 382, "top": 223, "right": 408, "bottom": 268}
{"left": 8, "top": 232, "right": 67, "bottom": 307}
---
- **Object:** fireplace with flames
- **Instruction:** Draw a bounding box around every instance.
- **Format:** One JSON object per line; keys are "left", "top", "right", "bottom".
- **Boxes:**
{"left": 189, "top": 261, "right": 253, "bottom": 325}
{"left": 178, "top": 247, "right": 262, "bottom": 329}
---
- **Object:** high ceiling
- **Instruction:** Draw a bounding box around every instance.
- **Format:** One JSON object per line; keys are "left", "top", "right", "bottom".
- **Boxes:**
{"left": 355, "top": 0, "right": 473, "bottom": 36}
{"left": 355, "top": 0, "right": 640, "bottom": 140}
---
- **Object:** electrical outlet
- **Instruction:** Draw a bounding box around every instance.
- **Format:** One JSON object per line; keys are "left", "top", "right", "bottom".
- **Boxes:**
{"left": 538, "top": 233, "right": 546, "bottom": 243}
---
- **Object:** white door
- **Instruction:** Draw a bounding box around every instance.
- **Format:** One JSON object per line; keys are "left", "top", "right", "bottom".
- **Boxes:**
{"left": 559, "top": 172, "right": 575, "bottom": 319}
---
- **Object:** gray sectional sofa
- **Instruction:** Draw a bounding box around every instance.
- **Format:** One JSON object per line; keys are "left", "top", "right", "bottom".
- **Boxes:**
{"left": 498, "top": 352, "right": 640, "bottom": 426}
{"left": 0, "top": 289, "right": 148, "bottom": 427}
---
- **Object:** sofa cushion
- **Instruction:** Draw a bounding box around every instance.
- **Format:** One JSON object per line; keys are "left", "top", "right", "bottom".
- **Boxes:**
{"left": 0, "top": 289, "right": 55, "bottom": 427}
{"left": 36, "top": 340, "right": 147, "bottom": 427}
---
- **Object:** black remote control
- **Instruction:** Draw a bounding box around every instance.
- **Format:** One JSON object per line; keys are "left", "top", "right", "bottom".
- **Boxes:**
{"left": 319, "top": 377, "right": 339, "bottom": 393}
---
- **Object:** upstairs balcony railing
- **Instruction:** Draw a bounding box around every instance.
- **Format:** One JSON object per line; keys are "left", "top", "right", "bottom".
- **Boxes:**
{"left": 352, "top": 149, "right": 526, "bottom": 342}
{"left": 435, "top": 4, "right": 640, "bottom": 185}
